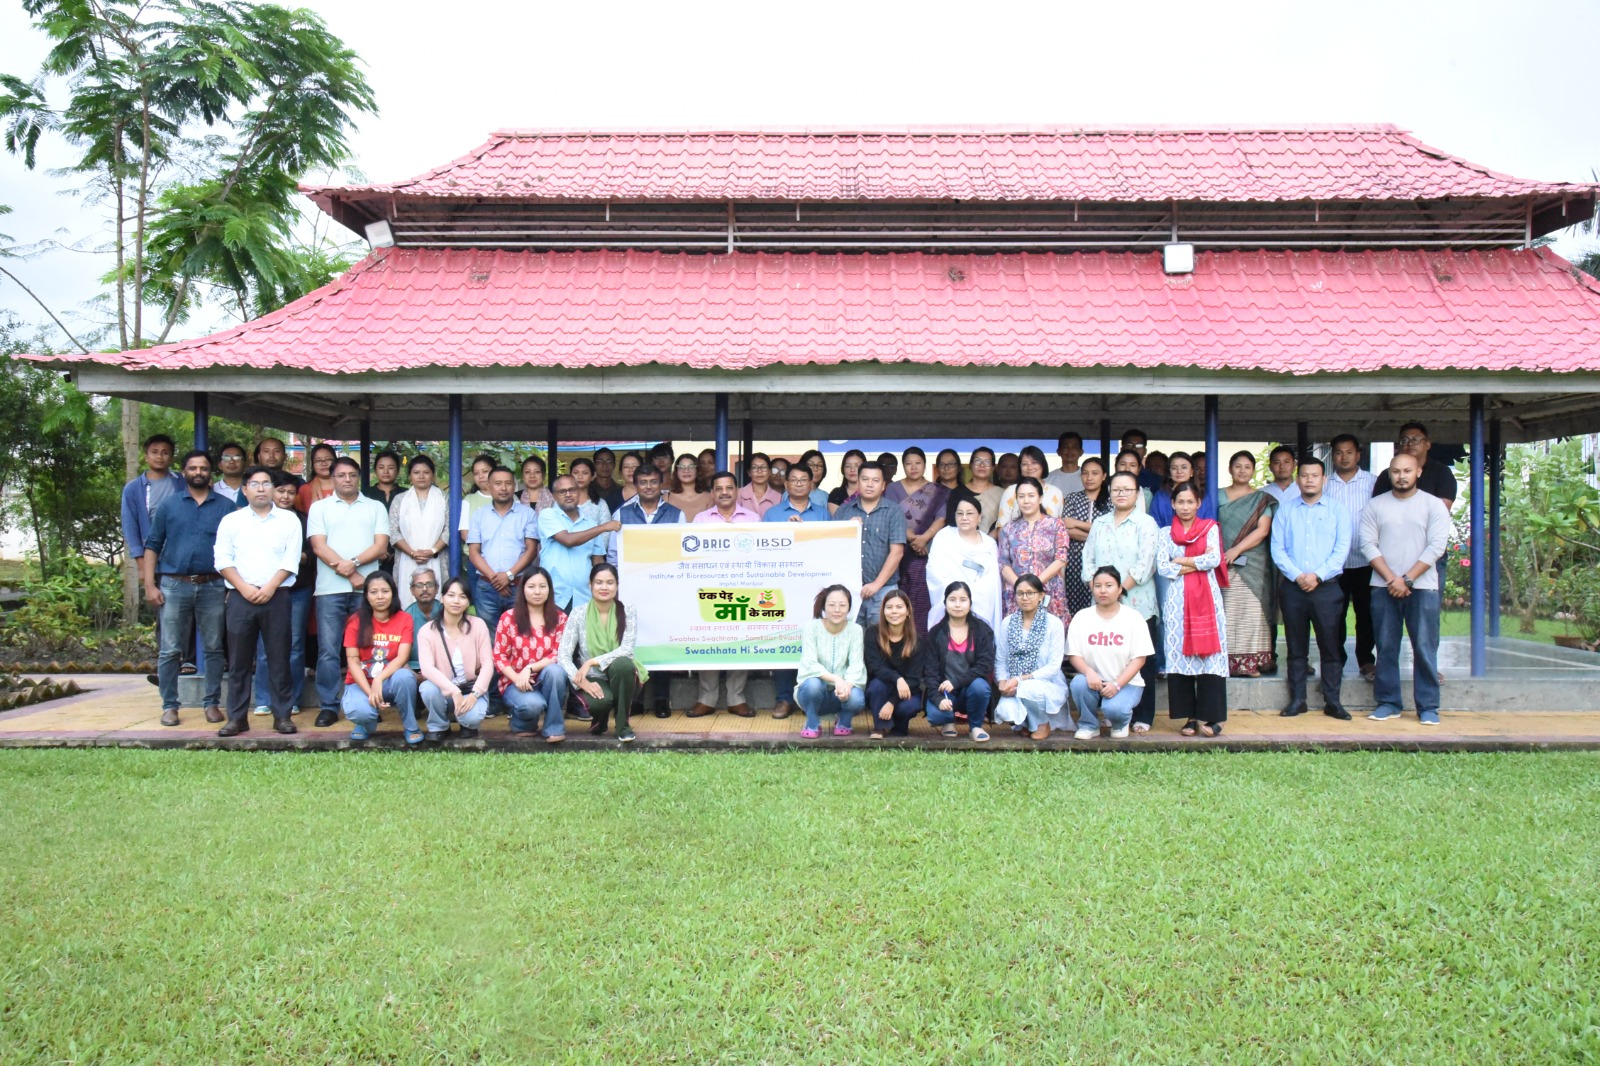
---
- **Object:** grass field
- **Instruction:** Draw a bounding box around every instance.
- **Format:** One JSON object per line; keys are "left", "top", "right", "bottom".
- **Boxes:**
{"left": 2, "top": 750, "right": 1597, "bottom": 1064}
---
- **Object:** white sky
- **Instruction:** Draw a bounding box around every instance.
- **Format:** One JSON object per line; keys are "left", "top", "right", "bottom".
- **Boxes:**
{"left": 2, "top": 0, "right": 1597, "bottom": 347}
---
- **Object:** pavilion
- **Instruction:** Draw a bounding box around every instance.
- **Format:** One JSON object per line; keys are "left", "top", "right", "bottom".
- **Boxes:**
{"left": 34, "top": 125, "right": 1600, "bottom": 678}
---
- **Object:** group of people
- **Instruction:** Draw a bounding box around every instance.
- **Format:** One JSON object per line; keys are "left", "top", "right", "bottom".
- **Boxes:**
{"left": 121, "top": 421, "right": 1452, "bottom": 743}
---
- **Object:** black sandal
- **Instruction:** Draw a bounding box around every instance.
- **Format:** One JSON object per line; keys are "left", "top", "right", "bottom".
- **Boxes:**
{"left": 1199, "top": 721, "right": 1219, "bottom": 738}
{"left": 1180, "top": 720, "right": 1198, "bottom": 737}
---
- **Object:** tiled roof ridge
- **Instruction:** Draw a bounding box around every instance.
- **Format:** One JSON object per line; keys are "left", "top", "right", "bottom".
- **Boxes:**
{"left": 485, "top": 124, "right": 1410, "bottom": 137}
{"left": 33, "top": 246, "right": 1600, "bottom": 373}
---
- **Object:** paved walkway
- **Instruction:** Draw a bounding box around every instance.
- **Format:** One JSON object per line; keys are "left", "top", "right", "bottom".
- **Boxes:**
{"left": 2, "top": 674, "right": 1598, "bottom": 752}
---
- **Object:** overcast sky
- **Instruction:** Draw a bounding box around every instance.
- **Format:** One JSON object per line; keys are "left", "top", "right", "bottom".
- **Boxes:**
{"left": 2, "top": 0, "right": 1597, "bottom": 347}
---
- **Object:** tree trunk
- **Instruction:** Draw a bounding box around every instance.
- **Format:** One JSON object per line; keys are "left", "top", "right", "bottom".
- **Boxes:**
{"left": 121, "top": 399, "right": 141, "bottom": 626}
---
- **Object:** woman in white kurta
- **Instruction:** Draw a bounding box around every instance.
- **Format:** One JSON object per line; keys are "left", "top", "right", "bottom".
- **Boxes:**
{"left": 389, "top": 456, "right": 450, "bottom": 608}
{"left": 993, "top": 574, "right": 1070, "bottom": 740}
{"left": 925, "top": 496, "right": 1002, "bottom": 632}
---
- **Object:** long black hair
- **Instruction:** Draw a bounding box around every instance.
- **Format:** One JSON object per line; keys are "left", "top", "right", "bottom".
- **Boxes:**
{"left": 431, "top": 575, "right": 474, "bottom": 639}
{"left": 589, "top": 562, "right": 627, "bottom": 640}
{"left": 356, "top": 571, "right": 400, "bottom": 647}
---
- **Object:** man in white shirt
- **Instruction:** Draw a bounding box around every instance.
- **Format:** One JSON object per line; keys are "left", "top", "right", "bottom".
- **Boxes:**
{"left": 213, "top": 442, "right": 248, "bottom": 502}
{"left": 307, "top": 457, "right": 391, "bottom": 727}
{"left": 1324, "top": 434, "right": 1380, "bottom": 679}
{"left": 1046, "top": 431, "right": 1085, "bottom": 496}
{"left": 1262, "top": 445, "right": 1301, "bottom": 504}
{"left": 215, "top": 466, "right": 303, "bottom": 736}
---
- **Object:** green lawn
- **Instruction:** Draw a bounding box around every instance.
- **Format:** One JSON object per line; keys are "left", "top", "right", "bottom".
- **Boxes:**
{"left": 2, "top": 751, "right": 1597, "bottom": 1064}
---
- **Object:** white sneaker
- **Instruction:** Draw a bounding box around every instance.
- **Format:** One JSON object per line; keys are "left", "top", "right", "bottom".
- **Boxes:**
{"left": 1110, "top": 726, "right": 1130, "bottom": 739}
{"left": 1073, "top": 727, "right": 1097, "bottom": 740}
{"left": 252, "top": 705, "right": 270, "bottom": 716}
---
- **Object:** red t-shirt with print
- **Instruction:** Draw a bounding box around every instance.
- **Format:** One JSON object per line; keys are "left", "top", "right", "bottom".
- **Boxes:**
{"left": 343, "top": 611, "right": 415, "bottom": 685}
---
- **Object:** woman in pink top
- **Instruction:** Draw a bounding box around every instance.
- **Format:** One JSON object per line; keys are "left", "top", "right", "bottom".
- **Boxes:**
{"left": 736, "top": 452, "right": 782, "bottom": 517}
{"left": 416, "top": 576, "right": 495, "bottom": 741}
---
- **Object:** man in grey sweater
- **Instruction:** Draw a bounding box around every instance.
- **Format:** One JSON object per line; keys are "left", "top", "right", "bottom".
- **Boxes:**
{"left": 1359, "top": 453, "right": 1453, "bottom": 724}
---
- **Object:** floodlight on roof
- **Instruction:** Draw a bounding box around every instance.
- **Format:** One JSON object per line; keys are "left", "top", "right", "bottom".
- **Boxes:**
{"left": 1163, "top": 243, "right": 1194, "bottom": 275}
{"left": 365, "top": 220, "right": 395, "bottom": 249}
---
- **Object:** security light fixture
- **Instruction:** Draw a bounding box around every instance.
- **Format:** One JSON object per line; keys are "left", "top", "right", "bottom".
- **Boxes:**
{"left": 365, "top": 220, "right": 395, "bottom": 249}
{"left": 1163, "top": 243, "right": 1195, "bottom": 275}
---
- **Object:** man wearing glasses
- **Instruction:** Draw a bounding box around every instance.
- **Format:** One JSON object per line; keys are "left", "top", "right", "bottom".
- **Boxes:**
{"left": 405, "top": 571, "right": 444, "bottom": 674}
{"left": 214, "top": 466, "right": 303, "bottom": 736}
{"left": 537, "top": 475, "right": 618, "bottom": 612}
{"left": 1120, "top": 429, "right": 1164, "bottom": 493}
{"left": 213, "top": 442, "right": 248, "bottom": 502}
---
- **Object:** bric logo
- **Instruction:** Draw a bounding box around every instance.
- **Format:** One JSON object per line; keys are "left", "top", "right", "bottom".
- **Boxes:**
{"left": 681, "top": 535, "right": 702, "bottom": 553}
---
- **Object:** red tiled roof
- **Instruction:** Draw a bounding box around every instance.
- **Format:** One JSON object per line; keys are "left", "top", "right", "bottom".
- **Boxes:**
{"left": 302, "top": 126, "right": 1590, "bottom": 205}
{"left": 75, "top": 247, "right": 1600, "bottom": 376}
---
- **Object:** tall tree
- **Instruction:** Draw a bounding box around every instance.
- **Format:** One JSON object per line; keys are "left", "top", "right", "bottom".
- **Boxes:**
{"left": 0, "top": 0, "right": 376, "bottom": 618}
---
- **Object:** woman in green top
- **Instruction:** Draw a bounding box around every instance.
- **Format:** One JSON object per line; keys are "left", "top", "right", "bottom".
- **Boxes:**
{"left": 558, "top": 562, "right": 646, "bottom": 743}
{"left": 795, "top": 584, "right": 867, "bottom": 739}
{"left": 1217, "top": 451, "right": 1278, "bottom": 677}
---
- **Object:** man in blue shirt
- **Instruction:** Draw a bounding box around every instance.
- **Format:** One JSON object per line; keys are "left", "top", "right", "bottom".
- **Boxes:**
{"left": 763, "top": 465, "right": 831, "bottom": 524}
{"left": 1270, "top": 457, "right": 1353, "bottom": 719}
{"left": 121, "top": 434, "right": 185, "bottom": 682}
{"left": 142, "top": 450, "right": 235, "bottom": 727}
{"left": 467, "top": 466, "right": 539, "bottom": 640}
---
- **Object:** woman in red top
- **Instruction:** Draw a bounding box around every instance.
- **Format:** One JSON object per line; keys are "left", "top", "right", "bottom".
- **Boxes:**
{"left": 340, "top": 571, "right": 422, "bottom": 743}
{"left": 494, "top": 567, "right": 570, "bottom": 742}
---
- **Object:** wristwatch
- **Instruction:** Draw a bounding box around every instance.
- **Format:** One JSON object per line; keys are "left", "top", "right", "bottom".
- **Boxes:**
{"left": 1403, "top": 576, "right": 1415, "bottom": 588}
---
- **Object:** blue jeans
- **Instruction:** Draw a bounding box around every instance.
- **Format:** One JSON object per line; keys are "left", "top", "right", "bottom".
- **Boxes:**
{"left": 796, "top": 676, "right": 865, "bottom": 731}
{"left": 856, "top": 583, "right": 895, "bottom": 627}
{"left": 773, "top": 670, "right": 796, "bottom": 705}
{"left": 1069, "top": 673, "right": 1140, "bottom": 731}
{"left": 420, "top": 681, "right": 488, "bottom": 733}
{"left": 925, "top": 677, "right": 993, "bottom": 729}
{"left": 503, "top": 668, "right": 570, "bottom": 737}
{"left": 341, "top": 670, "right": 421, "bottom": 733}
{"left": 314, "top": 592, "right": 362, "bottom": 713}
{"left": 156, "top": 576, "right": 225, "bottom": 712}
{"left": 865, "top": 677, "right": 921, "bottom": 735}
{"left": 254, "top": 583, "right": 313, "bottom": 709}
{"left": 473, "top": 580, "right": 515, "bottom": 643}
{"left": 1371, "top": 586, "right": 1441, "bottom": 716}
{"left": 1152, "top": 573, "right": 1171, "bottom": 672}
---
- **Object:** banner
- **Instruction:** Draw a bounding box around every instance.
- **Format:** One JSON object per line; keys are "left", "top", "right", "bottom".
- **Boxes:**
{"left": 619, "top": 521, "right": 862, "bottom": 670}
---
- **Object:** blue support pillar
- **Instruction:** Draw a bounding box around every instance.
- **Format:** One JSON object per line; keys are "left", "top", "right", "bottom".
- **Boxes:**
{"left": 359, "top": 418, "right": 371, "bottom": 490}
{"left": 192, "top": 392, "right": 209, "bottom": 453}
{"left": 1296, "top": 420, "right": 1310, "bottom": 461}
{"left": 741, "top": 418, "right": 754, "bottom": 479}
{"left": 1488, "top": 416, "right": 1503, "bottom": 638}
{"left": 547, "top": 419, "right": 558, "bottom": 479}
{"left": 714, "top": 393, "right": 730, "bottom": 472}
{"left": 1100, "top": 418, "right": 1112, "bottom": 463}
{"left": 1204, "top": 395, "right": 1220, "bottom": 516}
{"left": 1469, "top": 394, "right": 1486, "bottom": 677}
{"left": 448, "top": 395, "right": 463, "bottom": 578}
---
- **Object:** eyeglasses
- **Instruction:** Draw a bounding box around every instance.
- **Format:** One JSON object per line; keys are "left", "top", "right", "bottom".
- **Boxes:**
{"left": 1397, "top": 435, "right": 1427, "bottom": 446}
{"left": 1110, "top": 487, "right": 1137, "bottom": 494}
{"left": 244, "top": 479, "right": 274, "bottom": 489}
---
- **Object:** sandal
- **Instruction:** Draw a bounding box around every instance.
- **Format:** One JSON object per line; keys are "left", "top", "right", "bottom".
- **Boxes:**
{"left": 1132, "top": 722, "right": 1151, "bottom": 734}
{"left": 939, "top": 726, "right": 958, "bottom": 738}
{"left": 405, "top": 730, "right": 425, "bottom": 745}
{"left": 833, "top": 725, "right": 853, "bottom": 737}
{"left": 970, "top": 727, "right": 990, "bottom": 742}
{"left": 799, "top": 727, "right": 820, "bottom": 739}
{"left": 870, "top": 728, "right": 885, "bottom": 740}
{"left": 1180, "top": 721, "right": 1199, "bottom": 737}
{"left": 1199, "top": 721, "right": 1220, "bottom": 738}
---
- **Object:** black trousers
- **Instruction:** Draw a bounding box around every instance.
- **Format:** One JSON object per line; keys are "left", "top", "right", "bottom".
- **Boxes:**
{"left": 1134, "top": 615, "right": 1160, "bottom": 726}
{"left": 226, "top": 586, "right": 291, "bottom": 726}
{"left": 1280, "top": 578, "right": 1346, "bottom": 709}
{"left": 1338, "top": 566, "right": 1375, "bottom": 668}
{"left": 1168, "top": 674, "right": 1227, "bottom": 724}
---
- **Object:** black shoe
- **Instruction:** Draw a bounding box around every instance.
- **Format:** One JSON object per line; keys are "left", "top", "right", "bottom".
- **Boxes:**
{"left": 145, "top": 673, "right": 158, "bottom": 686}
{"left": 588, "top": 717, "right": 608, "bottom": 736}
{"left": 217, "top": 722, "right": 248, "bottom": 737}
{"left": 653, "top": 707, "right": 671, "bottom": 719}
{"left": 1323, "top": 705, "right": 1352, "bottom": 720}
{"left": 273, "top": 720, "right": 298, "bottom": 735}
{"left": 425, "top": 731, "right": 444, "bottom": 743}
{"left": 570, "top": 708, "right": 593, "bottom": 722}
{"left": 458, "top": 726, "right": 479, "bottom": 739}
{"left": 313, "top": 709, "right": 337, "bottom": 728}
{"left": 1279, "top": 703, "right": 1308, "bottom": 717}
